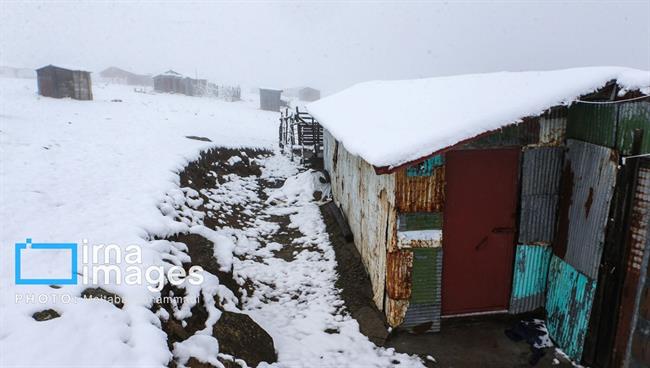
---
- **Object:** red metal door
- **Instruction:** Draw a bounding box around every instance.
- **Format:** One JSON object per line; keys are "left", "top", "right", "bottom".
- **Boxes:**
{"left": 442, "top": 148, "right": 520, "bottom": 315}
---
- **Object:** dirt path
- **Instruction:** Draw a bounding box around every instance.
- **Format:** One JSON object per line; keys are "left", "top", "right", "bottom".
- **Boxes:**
{"left": 158, "top": 148, "right": 425, "bottom": 367}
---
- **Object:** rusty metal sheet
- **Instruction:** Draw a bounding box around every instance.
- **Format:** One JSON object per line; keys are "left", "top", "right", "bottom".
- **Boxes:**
{"left": 509, "top": 244, "right": 552, "bottom": 314}
{"left": 546, "top": 254, "right": 597, "bottom": 362}
{"left": 386, "top": 298, "right": 409, "bottom": 327}
{"left": 555, "top": 139, "right": 618, "bottom": 279}
{"left": 539, "top": 106, "right": 568, "bottom": 146}
{"left": 397, "top": 230, "right": 442, "bottom": 249}
{"left": 617, "top": 101, "right": 650, "bottom": 156}
{"left": 395, "top": 166, "right": 445, "bottom": 213}
{"left": 567, "top": 102, "right": 618, "bottom": 148}
{"left": 626, "top": 197, "right": 650, "bottom": 367}
{"left": 616, "top": 160, "right": 650, "bottom": 366}
{"left": 386, "top": 250, "right": 413, "bottom": 300}
{"left": 519, "top": 146, "right": 564, "bottom": 244}
{"left": 324, "top": 129, "right": 396, "bottom": 309}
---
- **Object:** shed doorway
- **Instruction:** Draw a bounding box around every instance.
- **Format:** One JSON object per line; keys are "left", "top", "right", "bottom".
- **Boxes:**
{"left": 442, "top": 148, "right": 520, "bottom": 316}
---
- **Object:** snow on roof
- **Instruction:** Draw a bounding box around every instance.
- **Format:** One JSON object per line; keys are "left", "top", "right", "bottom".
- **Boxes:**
{"left": 307, "top": 67, "right": 650, "bottom": 169}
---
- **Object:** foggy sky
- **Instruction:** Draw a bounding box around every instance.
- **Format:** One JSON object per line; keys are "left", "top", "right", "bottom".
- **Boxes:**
{"left": 1, "top": 1, "right": 649, "bottom": 94}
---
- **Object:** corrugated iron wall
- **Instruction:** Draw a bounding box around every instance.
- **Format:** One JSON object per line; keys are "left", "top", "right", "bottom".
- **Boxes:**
{"left": 518, "top": 146, "right": 564, "bottom": 244}
{"left": 546, "top": 255, "right": 597, "bottom": 361}
{"left": 555, "top": 139, "right": 618, "bottom": 280}
{"left": 627, "top": 230, "right": 650, "bottom": 367}
{"left": 323, "top": 130, "right": 395, "bottom": 309}
{"left": 618, "top": 101, "right": 650, "bottom": 156}
{"left": 509, "top": 245, "right": 552, "bottom": 313}
{"left": 567, "top": 103, "right": 618, "bottom": 148}
{"left": 400, "top": 248, "right": 443, "bottom": 332}
{"left": 617, "top": 161, "right": 650, "bottom": 366}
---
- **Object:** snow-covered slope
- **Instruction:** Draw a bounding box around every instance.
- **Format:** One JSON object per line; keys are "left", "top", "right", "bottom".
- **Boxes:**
{"left": 0, "top": 79, "right": 277, "bottom": 366}
{"left": 307, "top": 67, "right": 650, "bottom": 169}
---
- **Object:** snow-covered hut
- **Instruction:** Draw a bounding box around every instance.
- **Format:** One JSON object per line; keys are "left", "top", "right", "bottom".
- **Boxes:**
{"left": 36, "top": 65, "right": 93, "bottom": 100}
{"left": 259, "top": 88, "right": 283, "bottom": 112}
{"left": 153, "top": 70, "right": 206, "bottom": 97}
{"left": 308, "top": 67, "right": 650, "bottom": 366}
{"left": 99, "top": 67, "right": 152, "bottom": 86}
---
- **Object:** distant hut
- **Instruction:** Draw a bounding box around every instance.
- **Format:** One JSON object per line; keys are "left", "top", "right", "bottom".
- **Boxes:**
{"left": 260, "top": 88, "right": 283, "bottom": 112}
{"left": 153, "top": 70, "right": 206, "bottom": 97}
{"left": 298, "top": 87, "right": 320, "bottom": 102}
{"left": 36, "top": 65, "right": 92, "bottom": 100}
{"left": 99, "top": 67, "right": 152, "bottom": 86}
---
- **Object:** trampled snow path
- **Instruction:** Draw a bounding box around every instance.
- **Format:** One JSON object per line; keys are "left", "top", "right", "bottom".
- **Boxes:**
{"left": 210, "top": 154, "right": 425, "bottom": 367}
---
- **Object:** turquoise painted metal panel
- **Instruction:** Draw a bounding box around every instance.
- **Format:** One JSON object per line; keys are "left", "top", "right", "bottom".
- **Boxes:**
{"left": 566, "top": 103, "right": 617, "bottom": 148}
{"left": 546, "top": 255, "right": 596, "bottom": 361}
{"left": 617, "top": 101, "right": 650, "bottom": 156}
{"left": 406, "top": 155, "right": 444, "bottom": 177}
{"left": 509, "top": 245, "right": 552, "bottom": 313}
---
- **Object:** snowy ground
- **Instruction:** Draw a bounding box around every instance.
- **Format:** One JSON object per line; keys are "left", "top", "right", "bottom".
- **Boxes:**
{"left": 0, "top": 78, "right": 424, "bottom": 367}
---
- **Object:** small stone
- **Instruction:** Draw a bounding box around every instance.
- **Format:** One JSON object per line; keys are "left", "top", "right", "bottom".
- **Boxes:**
{"left": 33, "top": 309, "right": 60, "bottom": 321}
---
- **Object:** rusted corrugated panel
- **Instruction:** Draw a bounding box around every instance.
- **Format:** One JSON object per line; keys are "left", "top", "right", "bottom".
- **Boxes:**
{"left": 518, "top": 146, "right": 564, "bottom": 244}
{"left": 401, "top": 247, "right": 442, "bottom": 332}
{"left": 325, "top": 129, "right": 396, "bottom": 309}
{"left": 397, "top": 230, "right": 442, "bottom": 249}
{"left": 555, "top": 139, "right": 618, "bottom": 279}
{"left": 628, "top": 164, "right": 650, "bottom": 273}
{"left": 617, "top": 101, "right": 650, "bottom": 156}
{"left": 626, "top": 208, "right": 650, "bottom": 367}
{"left": 509, "top": 244, "right": 552, "bottom": 314}
{"left": 386, "top": 298, "right": 409, "bottom": 327}
{"left": 539, "top": 107, "right": 568, "bottom": 146}
{"left": 616, "top": 161, "right": 650, "bottom": 365}
{"left": 395, "top": 166, "right": 445, "bottom": 212}
{"left": 386, "top": 250, "right": 413, "bottom": 300}
{"left": 546, "top": 254, "right": 596, "bottom": 362}
{"left": 567, "top": 103, "right": 617, "bottom": 148}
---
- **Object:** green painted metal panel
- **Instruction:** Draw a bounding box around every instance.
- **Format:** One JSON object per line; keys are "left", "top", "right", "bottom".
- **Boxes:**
{"left": 567, "top": 103, "right": 617, "bottom": 148}
{"left": 546, "top": 255, "right": 596, "bottom": 362}
{"left": 461, "top": 120, "right": 539, "bottom": 149}
{"left": 406, "top": 155, "right": 444, "bottom": 176}
{"left": 398, "top": 212, "right": 443, "bottom": 231}
{"left": 617, "top": 101, "right": 650, "bottom": 156}
{"left": 410, "top": 248, "right": 440, "bottom": 304}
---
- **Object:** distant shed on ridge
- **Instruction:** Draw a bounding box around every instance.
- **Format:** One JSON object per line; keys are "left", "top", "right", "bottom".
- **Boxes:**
{"left": 259, "top": 88, "right": 283, "bottom": 112}
{"left": 36, "top": 65, "right": 93, "bottom": 100}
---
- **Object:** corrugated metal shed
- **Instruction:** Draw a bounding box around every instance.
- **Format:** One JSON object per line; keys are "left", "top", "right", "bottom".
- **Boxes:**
{"left": 36, "top": 65, "right": 93, "bottom": 101}
{"left": 567, "top": 103, "right": 617, "bottom": 148}
{"left": 546, "top": 255, "right": 596, "bottom": 361}
{"left": 617, "top": 101, "right": 650, "bottom": 155}
{"left": 401, "top": 247, "right": 442, "bottom": 332}
{"left": 555, "top": 139, "right": 618, "bottom": 279}
{"left": 509, "top": 245, "right": 552, "bottom": 314}
{"left": 518, "top": 146, "right": 564, "bottom": 244}
{"left": 260, "top": 88, "right": 283, "bottom": 112}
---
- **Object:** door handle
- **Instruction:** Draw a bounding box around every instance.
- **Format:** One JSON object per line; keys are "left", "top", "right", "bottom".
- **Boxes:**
{"left": 492, "top": 227, "right": 516, "bottom": 234}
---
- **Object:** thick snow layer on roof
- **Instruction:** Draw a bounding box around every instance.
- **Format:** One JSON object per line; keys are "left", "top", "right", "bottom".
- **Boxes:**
{"left": 307, "top": 67, "right": 650, "bottom": 169}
